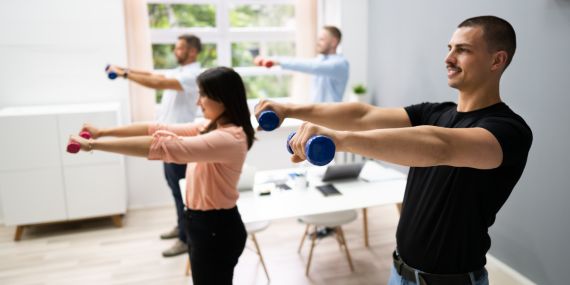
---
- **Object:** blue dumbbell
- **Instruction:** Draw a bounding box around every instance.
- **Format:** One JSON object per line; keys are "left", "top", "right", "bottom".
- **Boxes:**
{"left": 105, "top": 65, "right": 118, "bottom": 80}
{"left": 257, "top": 110, "right": 279, "bottom": 131}
{"left": 287, "top": 132, "right": 335, "bottom": 166}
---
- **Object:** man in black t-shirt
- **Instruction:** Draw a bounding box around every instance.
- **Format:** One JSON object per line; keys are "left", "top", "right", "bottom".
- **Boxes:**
{"left": 255, "top": 15, "right": 532, "bottom": 285}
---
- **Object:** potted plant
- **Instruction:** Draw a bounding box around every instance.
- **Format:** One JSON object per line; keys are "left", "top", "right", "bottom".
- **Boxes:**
{"left": 350, "top": 83, "right": 368, "bottom": 103}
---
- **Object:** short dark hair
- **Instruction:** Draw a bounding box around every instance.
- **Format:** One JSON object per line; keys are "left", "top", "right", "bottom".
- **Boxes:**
{"left": 458, "top": 16, "right": 516, "bottom": 69}
{"left": 323, "top": 26, "right": 342, "bottom": 44}
{"left": 197, "top": 67, "right": 255, "bottom": 150}
{"left": 178, "top": 34, "right": 202, "bottom": 53}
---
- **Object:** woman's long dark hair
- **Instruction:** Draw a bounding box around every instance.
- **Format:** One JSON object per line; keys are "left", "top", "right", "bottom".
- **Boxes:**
{"left": 197, "top": 67, "right": 255, "bottom": 149}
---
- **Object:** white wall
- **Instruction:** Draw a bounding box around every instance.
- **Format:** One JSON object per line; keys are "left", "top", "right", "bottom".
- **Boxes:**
{"left": 367, "top": 1, "right": 570, "bottom": 284}
{"left": 319, "top": 0, "right": 369, "bottom": 101}
{"left": 0, "top": 0, "right": 307, "bottom": 220}
{"left": 0, "top": 0, "right": 130, "bottom": 221}
{"left": 0, "top": 0, "right": 129, "bottom": 109}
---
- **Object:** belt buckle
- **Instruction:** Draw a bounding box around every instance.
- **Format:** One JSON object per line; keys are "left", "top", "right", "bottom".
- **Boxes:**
{"left": 392, "top": 251, "right": 403, "bottom": 275}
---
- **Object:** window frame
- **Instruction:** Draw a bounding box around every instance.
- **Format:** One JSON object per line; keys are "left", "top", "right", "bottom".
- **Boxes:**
{"left": 147, "top": 0, "right": 296, "bottom": 79}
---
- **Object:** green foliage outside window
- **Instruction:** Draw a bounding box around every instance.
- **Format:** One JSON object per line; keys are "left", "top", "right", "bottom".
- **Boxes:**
{"left": 243, "top": 75, "right": 292, "bottom": 99}
{"left": 232, "top": 42, "right": 295, "bottom": 67}
{"left": 149, "top": 3, "right": 295, "bottom": 103}
{"left": 230, "top": 5, "right": 294, "bottom": 27}
{"left": 149, "top": 4, "right": 216, "bottom": 28}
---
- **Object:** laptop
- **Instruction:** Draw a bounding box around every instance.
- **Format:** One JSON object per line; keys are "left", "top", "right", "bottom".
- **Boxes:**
{"left": 321, "top": 162, "right": 365, "bottom": 182}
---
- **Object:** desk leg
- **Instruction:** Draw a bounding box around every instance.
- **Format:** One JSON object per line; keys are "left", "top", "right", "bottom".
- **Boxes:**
{"left": 363, "top": 208, "right": 369, "bottom": 247}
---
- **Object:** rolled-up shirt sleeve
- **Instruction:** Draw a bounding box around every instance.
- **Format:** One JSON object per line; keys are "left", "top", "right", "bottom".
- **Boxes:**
{"left": 148, "top": 128, "right": 247, "bottom": 164}
{"left": 174, "top": 71, "right": 199, "bottom": 93}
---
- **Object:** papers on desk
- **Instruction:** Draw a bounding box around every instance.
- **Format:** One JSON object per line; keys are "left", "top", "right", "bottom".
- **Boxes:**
{"left": 256, "top": 173, "right": 289, "bottom": 185}
{"left": 359, "top": 161, "right": 407, "bottom": 182}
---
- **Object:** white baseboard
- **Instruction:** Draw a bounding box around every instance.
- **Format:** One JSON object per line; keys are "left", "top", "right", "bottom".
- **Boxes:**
{"left": 486, "top": 254, "right": 536, "bottom": 285}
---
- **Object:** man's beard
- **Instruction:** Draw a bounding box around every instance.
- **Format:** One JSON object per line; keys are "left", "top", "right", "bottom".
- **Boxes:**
{"left": 176, "top": 54, "right": 187, "bottom": 64}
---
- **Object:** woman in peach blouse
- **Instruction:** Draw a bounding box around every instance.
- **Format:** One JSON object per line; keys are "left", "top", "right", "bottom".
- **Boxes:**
{"left": 70, "top": 67, "right": 255, "bottom": 284}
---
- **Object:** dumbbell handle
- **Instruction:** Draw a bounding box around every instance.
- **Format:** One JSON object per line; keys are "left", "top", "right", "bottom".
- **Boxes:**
{"left": 257, "top": 110, "right": 279, "bottom": 131}
{"left": 287, "top": 132, "right": 335, "bottom": 166}
{"left": 105, "top": 65, "right": 118, "bottom": 80}
{"left": 67, "top": 131, "right": 92, "bottom": 154}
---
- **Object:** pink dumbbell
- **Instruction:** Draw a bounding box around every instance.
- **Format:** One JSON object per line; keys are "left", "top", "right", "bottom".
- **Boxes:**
{"left": 67, "top": 131, "right": 92, "bottom": 154}
{"left": 263, "top": 59, "right": 274, "bottom": 68}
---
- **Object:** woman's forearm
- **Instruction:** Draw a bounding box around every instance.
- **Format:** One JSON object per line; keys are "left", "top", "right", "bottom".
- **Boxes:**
{"left": 99, "top": 123, "right": 152, "bottom": 137}
{"left": 91, "top": 136, "right": 153, "bottom": 157}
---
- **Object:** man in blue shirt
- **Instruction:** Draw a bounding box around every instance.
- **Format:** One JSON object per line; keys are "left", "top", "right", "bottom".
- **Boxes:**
{"left": 255, "top": 26, "right": 349, "bottom": 103}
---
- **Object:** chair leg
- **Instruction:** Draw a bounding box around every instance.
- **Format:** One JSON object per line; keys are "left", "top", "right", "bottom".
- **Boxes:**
{"left": 337, "top": 227, "right": 355, "bottom": 272}
{"left": 305, "top": 225, "right": 318, "bottom": 276}
{"left": 362, "top": 208, "right": 369, "bottom": 247}
{"left": 298, "top": 224, "right": 310, "bottom": 253}
{"left": 396, "top": 203, "right": 403, "bottom": 214}
{"left": 335, "top": 227, "right": 344, "bottom": 250}
{"left": 251, "top": 233, "right": 270, "bottom": 282}
{"left": 185, "top": 258, "right": 191, "bottom": 276}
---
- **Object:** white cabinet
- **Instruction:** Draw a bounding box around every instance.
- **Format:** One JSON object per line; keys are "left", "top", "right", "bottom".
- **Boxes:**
{"left": 0, "top": 103, "right": 127, "bottom": 240}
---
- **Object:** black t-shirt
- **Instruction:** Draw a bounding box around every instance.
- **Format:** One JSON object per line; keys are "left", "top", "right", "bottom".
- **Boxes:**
{"left": 397, "top": 102, "right": 532, "bottom": 274}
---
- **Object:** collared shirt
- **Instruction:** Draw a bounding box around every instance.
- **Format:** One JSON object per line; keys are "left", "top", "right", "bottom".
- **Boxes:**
{"left": 279, "top": 54, "right": 349, "bottom": 102}
{"left": 157, "top": 62, "right": 201, "bottom": 124}
{"left": 147, "top": 122, "right": 248, "bottom": 210}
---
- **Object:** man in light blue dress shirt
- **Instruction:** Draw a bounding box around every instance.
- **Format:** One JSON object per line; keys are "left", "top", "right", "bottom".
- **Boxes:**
{"left": 256, "top": 26, "right": 349, "bottom": 103}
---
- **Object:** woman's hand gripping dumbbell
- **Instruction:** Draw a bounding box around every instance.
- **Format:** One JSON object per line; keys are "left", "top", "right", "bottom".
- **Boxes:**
{"left": 66, "top": 124, "right": 101, "bottom": 153}
{"left": 67, "top": 131, "right": 92, "bottom": 153}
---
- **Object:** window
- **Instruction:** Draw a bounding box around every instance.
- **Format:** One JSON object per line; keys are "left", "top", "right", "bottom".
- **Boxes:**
{"left": 147, "top": 0, "right": 296, "bottom": 101}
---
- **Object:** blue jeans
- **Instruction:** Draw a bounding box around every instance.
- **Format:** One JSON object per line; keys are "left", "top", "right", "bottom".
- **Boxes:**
{"left": 388, "top": 264, "right": 489, "bottom": 285}
{"left": 163, "top": 162, "right": 187, "bottom": 242}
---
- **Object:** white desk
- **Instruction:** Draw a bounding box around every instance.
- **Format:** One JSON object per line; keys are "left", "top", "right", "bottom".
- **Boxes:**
{"left": 179, "top": 161, "right": 406, "bottom": 246}
{"left": 237, "top": 161, "right": 406, "bottom": 223}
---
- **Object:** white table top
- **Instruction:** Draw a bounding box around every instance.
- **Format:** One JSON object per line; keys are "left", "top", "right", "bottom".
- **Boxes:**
{"left": 237, "top": 161, "right": 407, "bottom": 223}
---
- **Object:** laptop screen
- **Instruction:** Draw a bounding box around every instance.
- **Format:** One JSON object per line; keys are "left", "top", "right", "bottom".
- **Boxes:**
{"left": 321, "top": 163, "right": 365, "bottom": 182}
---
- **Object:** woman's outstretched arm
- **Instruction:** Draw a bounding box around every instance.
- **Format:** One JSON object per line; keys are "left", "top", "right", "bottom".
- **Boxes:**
{"left": 70, "top": 135, "right": 153, "bottom": 157}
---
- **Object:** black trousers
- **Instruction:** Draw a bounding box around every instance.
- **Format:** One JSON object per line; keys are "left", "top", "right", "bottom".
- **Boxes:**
{"left": 184, "top": 206, "right": 247, "bottom": 285}
{"left": 163, "top": 162, "right": 187, "bottom": 242}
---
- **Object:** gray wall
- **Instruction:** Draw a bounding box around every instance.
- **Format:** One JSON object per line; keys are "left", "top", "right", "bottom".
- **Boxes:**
{"left": 368, "top": 1, "right": 570, "bottom": 284}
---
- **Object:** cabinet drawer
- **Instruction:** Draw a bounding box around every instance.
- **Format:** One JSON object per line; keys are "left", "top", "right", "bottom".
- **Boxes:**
{"left": 0, "top": 168, "right": 67, "bottom": 225}
{"left": 0, "top": 115, "right": 61, "bottom": 171}
{"left": 63, "top": 163, "right": 126, "bottom": 219}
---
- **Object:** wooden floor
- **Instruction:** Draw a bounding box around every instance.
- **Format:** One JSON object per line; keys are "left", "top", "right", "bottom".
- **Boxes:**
{"left": 0, "top": 205, "right": 517, "bottom": 285}
{"left": 0, "top": 205, "right": 399, "bottom": 285}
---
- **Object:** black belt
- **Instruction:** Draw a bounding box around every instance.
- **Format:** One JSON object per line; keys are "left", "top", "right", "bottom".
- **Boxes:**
{"left": 393, "top": 251, "right": 484, "bottom": 285}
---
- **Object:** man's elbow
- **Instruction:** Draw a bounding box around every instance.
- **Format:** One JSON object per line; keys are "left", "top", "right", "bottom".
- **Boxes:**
{"left": 430, "top": 143, "right": 452, "bottom": 166}
{"left": 442, "top": 145, "right": 503, "bottom": 169}
{"left": 157, "top": 80, "right": 182, "bottom": 91}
